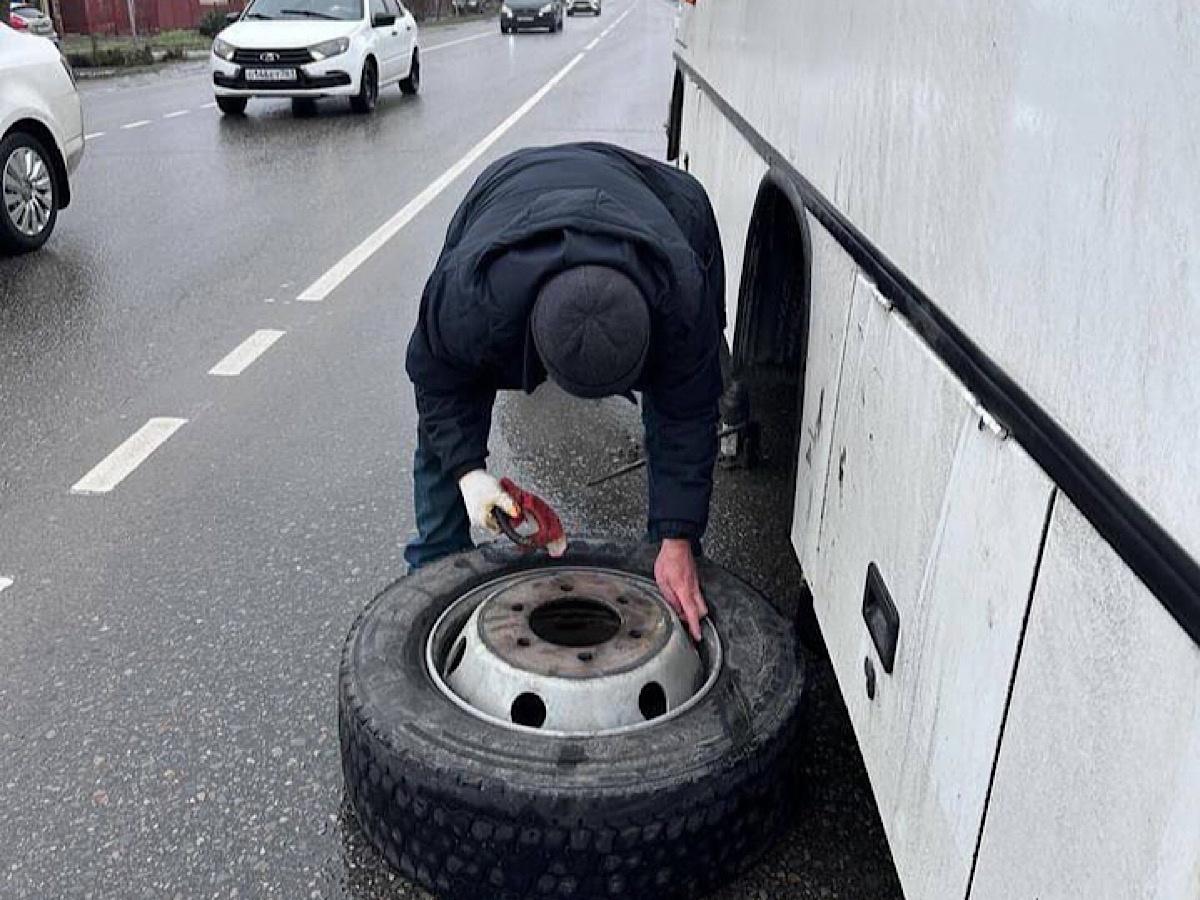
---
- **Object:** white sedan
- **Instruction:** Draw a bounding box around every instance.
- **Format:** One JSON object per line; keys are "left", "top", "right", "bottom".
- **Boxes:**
{"left": 0, "top": 21, "right": 83, "bottom": 254}
{"left": 211, "top": 0, "right": 420, "bottom": 115}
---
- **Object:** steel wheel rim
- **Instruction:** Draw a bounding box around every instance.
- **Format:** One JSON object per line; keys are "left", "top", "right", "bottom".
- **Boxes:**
{"left": 2, "top": 146, "right": 53, "bottom": 238}
{"left": 425, "top": 566, "right": 723, "bottom": 737}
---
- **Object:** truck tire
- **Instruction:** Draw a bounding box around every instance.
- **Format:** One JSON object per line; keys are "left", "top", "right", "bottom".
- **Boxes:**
{"left": 338, "top": 538, "right": 807, "bottom": 900}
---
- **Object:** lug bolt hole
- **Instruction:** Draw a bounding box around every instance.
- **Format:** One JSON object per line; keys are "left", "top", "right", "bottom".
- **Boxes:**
{"left": 512, "top": 604, "right": 524, "bottom": 612}
{"left": 629, "top": 629, "right": 643, "bottom": 639}
{"left": 577, "top": 652, "right": 593, "bottom": 662}
{"left": 517, "top": 637, "right": 531, "bottom": 648}
{"left": 559, "top": 582, "right": 574, "bottom": 592}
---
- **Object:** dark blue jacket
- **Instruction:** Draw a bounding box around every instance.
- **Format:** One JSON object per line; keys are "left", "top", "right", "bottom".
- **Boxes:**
{"left": 406, "top": 142, "right": 725, "bottom": 540}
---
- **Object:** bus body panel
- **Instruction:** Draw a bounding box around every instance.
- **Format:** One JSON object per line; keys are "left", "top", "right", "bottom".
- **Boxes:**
{"left": 808, "top": 272, "right": 1054, "bottom": 898}
{"left": 972, "top": 498, "right": 1200, "bottom": 899}
{"left": 673, "top": 0, "right": 1200, "bottom": 896}
{"left": 791, "top": 223, "right": 859, "bottom": 570}
{"left": 677, "top": 0, "right": 1200, "bottom": 565}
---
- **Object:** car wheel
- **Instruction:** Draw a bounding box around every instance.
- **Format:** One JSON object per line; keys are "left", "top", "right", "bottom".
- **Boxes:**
{"left": 0, "top": 131, "right": 59, "bottom": 255}
{"left": 350, "top": 60, "right": 378, "bottom": 114}
{"left": 399, "top": 49, "right": 420, "bottom": 95}
{"left": 339, "top": 539, "right": 807, "bottom": 900}
{"left": 215, "top": 96, "right": 247, "bottom": 115}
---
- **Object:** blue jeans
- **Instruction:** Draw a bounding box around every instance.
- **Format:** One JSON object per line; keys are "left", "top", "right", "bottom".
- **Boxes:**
{"left": 404, "top": 443, "right": 474, "bottom": 569}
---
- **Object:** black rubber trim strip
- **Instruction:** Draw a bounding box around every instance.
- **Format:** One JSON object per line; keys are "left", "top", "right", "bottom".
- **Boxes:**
{"left": 674, "top": 53, "right": 1200, "bottom": 648}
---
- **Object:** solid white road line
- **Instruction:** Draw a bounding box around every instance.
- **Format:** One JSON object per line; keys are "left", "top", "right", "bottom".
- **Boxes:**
{"left": 164, "top": 109, "right": 190, "bottom": 119}
{"left": 84, "top": 132, "right": 105, "bottom": 140}
{"left": 208, "top": 329, "right": 285, "bottom": 377}
{"left": 121, "top": 120, "right": 150, "bottom": 130}
{"left": 424, "top": 31, "right": 492, "bottom": 53}
{"left": 585, "top": 36, "right": 600, "bottom": 50}
{"left": 298, "top": 51, "right": 586, "bottom": 301}
{"left": 0, "top": 577, "right": 11, "bottom": 594}
{"left": 71, "top": 418, "right": 188, "bottom": 495}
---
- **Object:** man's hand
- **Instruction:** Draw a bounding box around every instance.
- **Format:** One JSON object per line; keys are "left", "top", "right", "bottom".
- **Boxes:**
{"left": 654, "top": 538, "right": 708, "bottom": 642}
{"left": 458, "top": 470, "right": 520, "bottom": 533}
{"left": 458, "top": 470, "right": 567, "bottom": 557}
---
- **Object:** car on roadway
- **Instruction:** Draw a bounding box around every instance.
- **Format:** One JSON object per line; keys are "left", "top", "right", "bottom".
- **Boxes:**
{"left": 7, "top": 3, "right": 59, "bottom": 44}
{"left": 211, "top": 0, "right": 420, "bottom": 116}
{"left": 0, "top": 20, "right": 83, "bottom": 254}
{"left": 500, "top": 0, "right": 565, "bottom": 33}
{"left": 566, "top": 0, "right": 599, "bottom": 16}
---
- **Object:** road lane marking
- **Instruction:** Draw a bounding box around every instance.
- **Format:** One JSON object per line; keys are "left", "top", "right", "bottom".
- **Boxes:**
{"left": 424, "top": 31, "right": 492, "bottom": 53}
{"left": 208, "top": 329, "right": 285, "bottom": 377}
{"left": 298, "top": 51, "right": 587, "bottom": 301}
{"left": 164, "top": 109, "right": 190, "bottom": 119}
{"left": 0, "top": 577, "right": 11, "bottom": 595}
{"left": 85, "top": 131, "right": 105, "bottom": 140}
{"left": 71, "top": 418, "right": 188, "bottom": 495}
{"left": 200, "top": 102, "right": 218, "bottom": 109}
{"left": 121, "top": 120, "right": 150, "bottom": 130}
{"left": 585, "top": 36, "right": 599, "bottom": 50}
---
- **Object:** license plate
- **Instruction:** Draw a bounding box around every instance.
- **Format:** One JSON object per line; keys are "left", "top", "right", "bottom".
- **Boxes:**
{"left": 517, "top": 15, "right": 534, "bottom": 20}
{"left": 245, "top": 68, "right": 296, "bottom": 82}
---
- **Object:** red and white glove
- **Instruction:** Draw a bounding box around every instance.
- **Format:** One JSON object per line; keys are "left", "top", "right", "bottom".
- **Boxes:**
{"left": 458, "top": 470, "right": 567, "bottom": 557}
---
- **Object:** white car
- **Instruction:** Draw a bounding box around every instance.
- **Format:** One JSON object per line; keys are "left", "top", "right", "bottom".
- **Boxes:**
{"left": 211, "top": 0, "right": 420, "bottom": 115}
{"left": 0, "top": 21, "right": 83, "bottom": 254}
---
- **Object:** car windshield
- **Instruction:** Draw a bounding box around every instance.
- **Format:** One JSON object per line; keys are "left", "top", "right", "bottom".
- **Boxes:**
{"left": 242, "top": 0, "right": 363, "bottom": 21}
{"left": 12, "top": 7, "right": 43, "bottom": 18}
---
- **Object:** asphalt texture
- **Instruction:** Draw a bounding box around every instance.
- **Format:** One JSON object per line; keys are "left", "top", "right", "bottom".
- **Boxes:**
{"left": 0, "top": 2, "right": 904, "bottom": 897}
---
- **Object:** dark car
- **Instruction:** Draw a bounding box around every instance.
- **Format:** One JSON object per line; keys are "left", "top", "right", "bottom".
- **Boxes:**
{"left": 499, "top": 0, "right": 564, "bottom": 33}
{"left": 566, "top": 0, "right": 599, "bottom": 15}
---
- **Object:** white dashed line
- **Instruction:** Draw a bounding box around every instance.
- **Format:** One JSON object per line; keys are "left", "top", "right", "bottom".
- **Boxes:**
{"left": 85, "top": 131, "right": 105, "bottom": 140}
{"left": 122, "top": 120, "right": 150, "bottom": 130}
{"left": 0, "top": 577, "right": 12, "bottom": 594}
{"left": 298, "top": 51, "right": 587, "bottom": 301}
{"left": 585, "top": 36, "right": 600, "bottom": 50}
{"left": 208, "top": 329, "right": 285, "bottom": 377}
{"left": 424, "top": 31, "right": 492, "bottom": 53}
{"left": 200, "top": 102, "right": 218, "bottom": 109}
{"left": 71, "top": 418, "right": 188, "bottom": 495}
{"left": 164, "top": 109, "right": 190, "bottom": 119}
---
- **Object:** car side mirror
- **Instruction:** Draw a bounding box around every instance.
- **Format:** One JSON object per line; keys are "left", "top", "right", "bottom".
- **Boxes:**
{"left": 224, "top": 11, "right": 241, "bottom": 24}
{"left": 372, "top": 11, "right": 396, "bottom": 26}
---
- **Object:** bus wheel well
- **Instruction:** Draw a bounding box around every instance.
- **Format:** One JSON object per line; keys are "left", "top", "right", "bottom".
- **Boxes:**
{"left": 733, "top": 175, "right": 810, "bottom": 381}
{"left": 666, "top": 69, "right": 684, "bottom": 162}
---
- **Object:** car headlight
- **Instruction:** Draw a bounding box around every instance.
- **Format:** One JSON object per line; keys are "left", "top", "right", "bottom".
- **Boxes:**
{"left": 539, "top": 2, "right": 553, "bottom": 12}
{"left": 501, "top": 3, "right": 511, "bottom": 14}
{"left": 309, "top": 36, "right": 349, "bottom": 60}
{"left": 212, "top": 37, "right": 236, "bottom": 61}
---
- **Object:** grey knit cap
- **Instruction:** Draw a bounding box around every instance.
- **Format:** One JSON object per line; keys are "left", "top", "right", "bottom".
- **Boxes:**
{"left": 530, "top": 265, "right": 650, "bottom": 399}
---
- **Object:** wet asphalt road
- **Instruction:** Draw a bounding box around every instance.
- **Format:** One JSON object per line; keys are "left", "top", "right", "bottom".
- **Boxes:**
{"left": 0, "top": 2, "right": 903, "bottom": 897}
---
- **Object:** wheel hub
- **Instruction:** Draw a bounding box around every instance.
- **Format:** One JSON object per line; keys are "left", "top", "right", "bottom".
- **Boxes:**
{"left": 427, "top": 567, "right": 721, "bottom": 735}
{"left": 2, "top": 147, "right": 53, "bottom": 237}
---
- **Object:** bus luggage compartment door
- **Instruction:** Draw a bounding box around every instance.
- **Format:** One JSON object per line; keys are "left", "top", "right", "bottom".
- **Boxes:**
{"left": 806, "top": 272, "right": 1054, "bottom": 900}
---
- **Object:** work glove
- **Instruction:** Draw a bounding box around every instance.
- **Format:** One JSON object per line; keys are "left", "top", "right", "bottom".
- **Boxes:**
{"left": 457, "top": 470, "right": 568, "bottom": 557}
{"left": 458, "top": 470, "right": 521, "bottom": 533}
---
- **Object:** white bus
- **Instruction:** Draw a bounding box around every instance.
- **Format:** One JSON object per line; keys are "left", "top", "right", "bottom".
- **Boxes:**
{"left": 667, "top": 2, "right": 1200, "bottom": 898}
